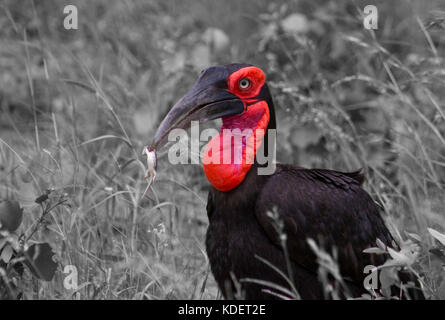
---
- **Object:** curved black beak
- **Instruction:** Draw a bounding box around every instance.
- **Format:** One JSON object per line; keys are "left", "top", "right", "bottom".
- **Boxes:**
{"left": 149, "top": 66, "right": 244, "bottom": 150}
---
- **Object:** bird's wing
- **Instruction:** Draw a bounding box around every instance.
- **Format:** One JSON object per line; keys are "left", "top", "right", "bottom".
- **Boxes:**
{"left": 254, "top": 164, "right": 393, "bottom": 284}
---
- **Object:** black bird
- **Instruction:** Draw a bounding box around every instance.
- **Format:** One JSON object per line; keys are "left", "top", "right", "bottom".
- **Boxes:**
{"left": 149, "top": 63, "right": 423, "bottom": 299}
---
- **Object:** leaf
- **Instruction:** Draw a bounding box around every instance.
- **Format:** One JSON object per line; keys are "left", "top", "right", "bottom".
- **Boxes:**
{"left": 363, "top": 247, "right": 386, "bottom": 254}
{"left": 35, "top": 194, "right": 49, "bottom": 204}
{"left": 376, "top": 238, "right": 387, "bottom": 250}
{"left": 428, "top": 228, "right": 445, "bottom": 246}
{"left": 0, "top": 200, "right": 23, "bottom": 232}
{"left": 0, "top": 244, "right": 13, "bottom": 263}
{"left": 387, "top": 242, "right": 418, "bottom": 267}
{"left": 24, "top": 243, "right": 58, "bottom": 281}
{"left": 387, "top": 247, "right": 410, "bottom": 265}
{"left": 406, "top": 232, "right": 422, "bottom": 242}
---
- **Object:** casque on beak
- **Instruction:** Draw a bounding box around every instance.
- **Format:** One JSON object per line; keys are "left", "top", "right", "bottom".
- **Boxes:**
{"left": 149, "top": 66, "right": 245, "bottom": 151}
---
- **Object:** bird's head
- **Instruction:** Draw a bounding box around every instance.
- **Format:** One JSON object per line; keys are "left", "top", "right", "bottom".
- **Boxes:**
{"left": 150, "top": 63, "right": 276, "bottom": 191}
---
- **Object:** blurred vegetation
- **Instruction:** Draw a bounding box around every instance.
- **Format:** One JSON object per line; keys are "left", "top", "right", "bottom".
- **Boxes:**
{"left": 0, "top": 0, "right": 445, "bottom": 299}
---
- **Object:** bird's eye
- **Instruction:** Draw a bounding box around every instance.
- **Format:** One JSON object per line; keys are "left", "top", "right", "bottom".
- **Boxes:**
{"left": 239, "top": 78, "right": 251, "bottom": 89}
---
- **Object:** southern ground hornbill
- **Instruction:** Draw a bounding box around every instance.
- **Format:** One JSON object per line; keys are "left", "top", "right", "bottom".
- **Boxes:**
{"left": 148, "top": 63, "right": 424, "bottom": 299}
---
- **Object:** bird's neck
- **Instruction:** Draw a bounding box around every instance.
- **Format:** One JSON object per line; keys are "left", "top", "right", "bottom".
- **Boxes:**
{"left": 202, "top": 101, "right": 270, "bottom": 191}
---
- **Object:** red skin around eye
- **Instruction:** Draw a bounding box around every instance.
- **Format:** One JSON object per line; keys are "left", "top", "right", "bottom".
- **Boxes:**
{"left": 227, "top": 66, "right": 266, "bottom": 100}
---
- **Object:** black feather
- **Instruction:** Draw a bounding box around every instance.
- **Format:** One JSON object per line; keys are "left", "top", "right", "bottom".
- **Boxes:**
{"left": 205, "top": 164, "right": 424, "bottom": 299}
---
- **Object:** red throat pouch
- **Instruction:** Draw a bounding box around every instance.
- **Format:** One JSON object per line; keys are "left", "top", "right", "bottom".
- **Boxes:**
{"left": 203, "top": 101, "right": 270, "bottom": 191}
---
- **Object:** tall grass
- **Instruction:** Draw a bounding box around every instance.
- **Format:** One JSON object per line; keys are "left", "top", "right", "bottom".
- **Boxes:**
{"left": 0, "top": 0, "right": 444, "bottom": 299}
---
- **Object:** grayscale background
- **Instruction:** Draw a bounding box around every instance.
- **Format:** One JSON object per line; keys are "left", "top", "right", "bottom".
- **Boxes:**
{"left": 0, "top": 0, "right": 444, "bottom": 299}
